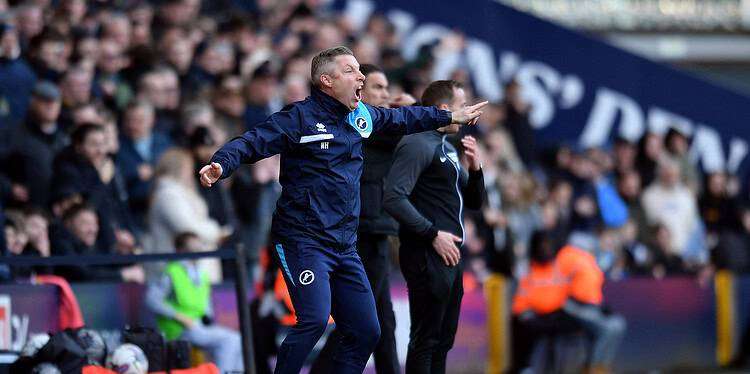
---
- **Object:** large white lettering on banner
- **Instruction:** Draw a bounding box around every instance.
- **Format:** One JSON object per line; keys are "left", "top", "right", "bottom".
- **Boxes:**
{"left": 344, "top": 0, "right": 749, "bottom": 173}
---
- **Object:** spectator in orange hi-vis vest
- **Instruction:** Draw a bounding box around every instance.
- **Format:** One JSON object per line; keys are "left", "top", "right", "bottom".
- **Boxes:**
{"left": 511, "top": 231, "right": 627, "bottom": 374}
{"left": 511, "top": 253, "right": 568, "bottom": 316}
{"left": 556, "top": 244, "right": 604, "bottom": 306}
{"left": 510, "top": 230, "right": 580, "bottom": 374}
{"left": 558, "top": 244, "right": 626, "bottom": 374}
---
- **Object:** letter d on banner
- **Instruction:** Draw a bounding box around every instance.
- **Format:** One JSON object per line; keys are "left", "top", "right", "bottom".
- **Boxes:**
{"left": 580, "top": 87, "right": 644, "bottom": 147}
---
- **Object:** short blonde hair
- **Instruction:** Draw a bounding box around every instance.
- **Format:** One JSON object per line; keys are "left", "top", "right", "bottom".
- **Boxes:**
{"left": 310, "top": 46, "right": 353, "bottom": 88}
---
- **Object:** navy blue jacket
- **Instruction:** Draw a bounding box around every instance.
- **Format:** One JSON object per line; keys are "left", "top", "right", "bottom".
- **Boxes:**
{"left": 116, "top": 132, "right": 172, "bottom": 208}
{"left": 211, "top": 88, "right": 452, "bottom": 249}
{"left": 0, "top": 57, "right": 36, "bottom": 128}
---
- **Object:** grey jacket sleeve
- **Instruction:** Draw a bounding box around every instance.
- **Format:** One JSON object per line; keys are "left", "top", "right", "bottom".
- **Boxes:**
{"left": 204, "top": 289, "right": 214, "bottom": 318}
{"left": 145, "top": 274, "right": 179, "bottom": 319}
{"left": 383, "top": 137, "right": 439, "bottom": 240}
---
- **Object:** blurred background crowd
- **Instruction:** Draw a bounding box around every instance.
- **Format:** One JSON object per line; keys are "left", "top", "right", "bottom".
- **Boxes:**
{"left": 1, "top": 0, "right": 748, "bottom": 290}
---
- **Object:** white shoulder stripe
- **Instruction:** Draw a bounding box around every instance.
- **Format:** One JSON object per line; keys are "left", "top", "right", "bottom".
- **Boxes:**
{"left": 299, "top": 134, "right": 334, "bottom": 143}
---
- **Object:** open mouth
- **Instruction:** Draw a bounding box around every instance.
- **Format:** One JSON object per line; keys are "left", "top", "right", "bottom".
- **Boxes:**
{"left": 355, "top": 85, "right": 363, "bottom": 101}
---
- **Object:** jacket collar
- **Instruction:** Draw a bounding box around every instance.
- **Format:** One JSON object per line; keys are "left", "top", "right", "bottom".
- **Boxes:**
{"left": 311, "top": 87, "right": 352, "bottom": 117}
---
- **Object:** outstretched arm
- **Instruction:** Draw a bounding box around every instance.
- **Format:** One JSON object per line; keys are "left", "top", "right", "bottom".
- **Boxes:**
{"left": 368, "top": 101, "right": 487, "bottom": 136}
{"left": 200, "top": 110, "right": 300, "bottom": 187}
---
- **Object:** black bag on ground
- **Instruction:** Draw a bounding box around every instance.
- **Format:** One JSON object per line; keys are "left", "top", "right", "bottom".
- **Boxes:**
{"left": 122, "top": 326, "right": 166, "bottom": 372}
{"left": 30, "top": 331, "right": 86, "bottom": 373}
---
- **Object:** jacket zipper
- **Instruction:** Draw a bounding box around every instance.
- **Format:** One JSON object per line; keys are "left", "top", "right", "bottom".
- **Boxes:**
{"left": 343, "top": 121, "right": 354, "bottom": 248}
{"left": 442, "top": 135, "right": 465, "bottom": 244}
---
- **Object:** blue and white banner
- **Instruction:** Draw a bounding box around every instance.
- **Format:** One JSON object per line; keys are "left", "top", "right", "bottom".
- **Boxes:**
{"left": 339, "top": 0, "right": 750, "bottom": 174}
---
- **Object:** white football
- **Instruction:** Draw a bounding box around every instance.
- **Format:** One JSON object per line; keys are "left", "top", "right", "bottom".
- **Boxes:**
{"left": 108, "top": 343, "right": 149, "bottom": 374}
{"left": 76, "top": 328, "right": 107, "bottom": 365}
{"left": 21, "top": 333, "right": 50, "bottom": 357}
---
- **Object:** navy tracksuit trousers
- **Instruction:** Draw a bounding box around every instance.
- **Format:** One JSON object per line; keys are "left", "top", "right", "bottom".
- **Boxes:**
{"left": 272, "top": 237, "right": 381, "bottom": 374}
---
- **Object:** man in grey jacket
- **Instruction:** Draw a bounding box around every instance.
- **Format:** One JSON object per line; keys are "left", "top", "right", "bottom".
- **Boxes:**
{"left": 384, "top": 80, "right": 486, "bottom": 374}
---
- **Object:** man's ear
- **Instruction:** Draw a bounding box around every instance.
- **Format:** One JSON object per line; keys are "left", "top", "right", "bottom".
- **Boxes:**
{"left": 320, "top": 74, "right": 333, "bottom": 88}
{"left": 438, "top": 103, "right": 450, "bottom": 111}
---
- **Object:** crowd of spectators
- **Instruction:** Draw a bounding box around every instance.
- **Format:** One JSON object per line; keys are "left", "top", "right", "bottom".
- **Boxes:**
{"left": 0, "top": 0, "right": 748, "bottom": 287}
